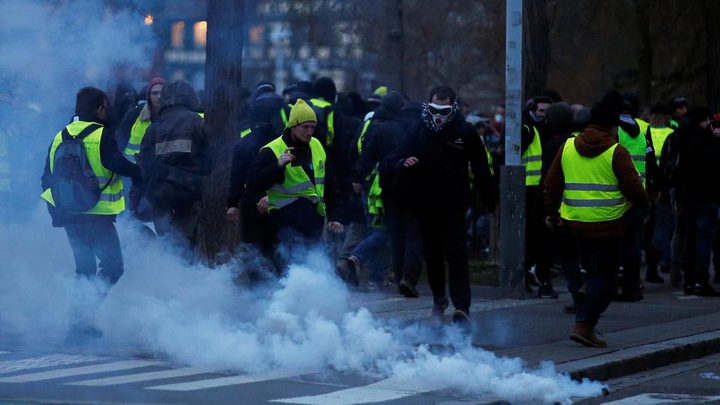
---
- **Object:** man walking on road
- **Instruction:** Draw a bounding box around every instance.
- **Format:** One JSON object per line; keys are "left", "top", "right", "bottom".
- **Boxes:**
{"left": 395, "top": 85, "right": 495, "bottom": 326}
{"left": 544, "top": 92, "right": 649, "bottom": 347}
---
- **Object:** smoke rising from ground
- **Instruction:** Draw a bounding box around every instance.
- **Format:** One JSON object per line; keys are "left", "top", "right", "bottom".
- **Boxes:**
{"left": 0, "top": 1, "right": 604, "bottom": 403}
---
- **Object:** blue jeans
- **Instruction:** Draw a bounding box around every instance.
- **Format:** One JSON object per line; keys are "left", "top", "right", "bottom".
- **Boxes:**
{"left": 64, "top": 220, "right": 124, "bottom": 286}
{"left": 352, "top": 225, "right": 390, "bottom": 283}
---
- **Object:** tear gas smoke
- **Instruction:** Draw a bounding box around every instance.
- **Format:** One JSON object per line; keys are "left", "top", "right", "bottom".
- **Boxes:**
{"left": 0, "top": 1, "right": 606, "bottom": 404}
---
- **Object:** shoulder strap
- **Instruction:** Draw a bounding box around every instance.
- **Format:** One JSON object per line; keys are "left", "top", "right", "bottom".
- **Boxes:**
{"left": 61, "top": 123, "right": 102, "bottom": 142}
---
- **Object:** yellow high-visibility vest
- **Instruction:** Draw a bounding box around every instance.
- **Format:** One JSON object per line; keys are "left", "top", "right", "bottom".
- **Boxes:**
{"left": 41, "top": 121, "right": 125, "bottom": 215}
{"left": 522, "top": 124, "right": 542, "bottom": 186}
{"left": 559, "top": 138, "right": 630, "bottom": 222}
{"left": 264, "top": 136, "right": 326, "bottom": 216}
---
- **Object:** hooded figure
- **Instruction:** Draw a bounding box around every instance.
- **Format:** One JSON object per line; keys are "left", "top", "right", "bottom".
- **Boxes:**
{"left": 134, "top": 80, "right": 212, "bottom": 250}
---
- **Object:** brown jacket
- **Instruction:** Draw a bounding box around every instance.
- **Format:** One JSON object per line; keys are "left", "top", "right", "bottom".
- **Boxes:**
{"left": 544, "top": 125, "right": 649, "bottom": 237}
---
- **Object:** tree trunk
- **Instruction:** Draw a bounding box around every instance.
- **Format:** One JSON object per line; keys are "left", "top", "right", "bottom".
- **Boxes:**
{"left": 196, "top": 0, "right": 245, "bottom": 264}
{"left": 523, "top": 0, "right": 549, "bottom": 99}
{"left": 705, "top": 0, "right": 720, "bottom": 111}
{"left": 635, "top": 0, "right": 653, "bottom": 106}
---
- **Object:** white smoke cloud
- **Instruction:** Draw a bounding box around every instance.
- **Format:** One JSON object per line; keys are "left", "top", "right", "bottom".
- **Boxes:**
{"left": 0, "top": 1, "right": 606, "bottom": 403}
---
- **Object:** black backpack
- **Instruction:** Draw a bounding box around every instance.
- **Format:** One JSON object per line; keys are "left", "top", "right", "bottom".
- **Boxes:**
{"left": 50, "top": 123, "right": 112, "bottom": 212}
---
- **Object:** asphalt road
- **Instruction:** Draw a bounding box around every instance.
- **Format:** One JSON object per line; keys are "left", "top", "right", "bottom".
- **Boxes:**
{"left": 580, "top": 353, "right": 720, "bottom": 404}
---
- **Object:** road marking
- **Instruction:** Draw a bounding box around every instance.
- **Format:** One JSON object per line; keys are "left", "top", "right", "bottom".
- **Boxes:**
{"left": 146, "top": 369, "right": 312, "bottom": 391}
{"left": 603, "top": 393, "right": 720, "bottom": 404}
{"left": 68, "top": 367, "right": 206, "bottom": 386}
{"left": 0, "top": 354, "right": 101, "bottom": 374}
{"left": 0, "top": 360, "right": 161, "bottom": 383}
{"left": 271, "top": 376, "right": 448, "bottom": 404}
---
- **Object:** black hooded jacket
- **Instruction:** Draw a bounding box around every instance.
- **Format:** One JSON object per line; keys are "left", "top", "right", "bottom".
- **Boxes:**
{"left": 393, "top": 112, "right": 495, "bottom": 212}
{"left": 135, "top": 81, "right": 212, "bottom": 208}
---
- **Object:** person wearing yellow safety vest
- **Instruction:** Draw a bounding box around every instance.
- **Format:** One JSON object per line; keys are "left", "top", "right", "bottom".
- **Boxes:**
{"left": 134, "top": 80, "right": 212, "bottom": 252}
{"left": 645, "top": 103, "right": 676, "bottom": 284}
{"left": 615, "top": 99, "right": 659, "bottom": 302}
{"left": 544, "top": 93, "right": 649, "bottom": 347}
{"left": 116, "top": 77, "right": 166, "bottom": 163}
{"left": 250, "top": 99, "right": 344, "bottom": 244}
{"left": 41, "top": 87, "right": 141, "bottom": 314}
{"left": 521, "top": 95, "right": 553, "bottom": 297}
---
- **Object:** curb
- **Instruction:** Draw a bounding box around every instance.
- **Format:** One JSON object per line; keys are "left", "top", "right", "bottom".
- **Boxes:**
{"left": 557, "top": 330, "right": 720, "bottom": 381}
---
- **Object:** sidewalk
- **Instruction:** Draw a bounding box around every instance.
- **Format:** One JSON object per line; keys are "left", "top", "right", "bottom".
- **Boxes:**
{"left": 357, "top": 278, "right": 720, "bottom": 382}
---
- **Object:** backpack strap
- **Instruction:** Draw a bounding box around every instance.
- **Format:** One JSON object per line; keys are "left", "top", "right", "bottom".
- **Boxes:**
{"left": 60, "top": 123, "right": 114, "bottom": 189}
{"left": 61, "top": 123, "right": 102, "bottom": 142}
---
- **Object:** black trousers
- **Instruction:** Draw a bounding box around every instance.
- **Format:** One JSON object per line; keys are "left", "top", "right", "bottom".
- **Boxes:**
{"left": 241, "top": 202, "right": 274, "bottom": 257}
{"left": 525, "top": 188, "right": 553, "bottom": 283}
{"left": 620, "top": 206, "right": 646, "bottom": 292}
{"left": 64, "top": 220, "right": 124, "bottom": 286}
{"left": 385, "top": 198, "right": 423, "bottom": 286}
{"left": 576, "top": 236, "right": 621, "bottom": 327}
{"left": 419, "top": 207, "right": 471, "bottom": 313}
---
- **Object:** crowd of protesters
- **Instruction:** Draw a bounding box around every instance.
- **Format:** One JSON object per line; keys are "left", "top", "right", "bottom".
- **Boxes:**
{"left": 41, "top": 76, "right": 720, "bottom": 345}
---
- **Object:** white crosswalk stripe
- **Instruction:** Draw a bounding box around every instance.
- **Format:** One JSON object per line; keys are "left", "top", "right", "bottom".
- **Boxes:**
{"left": 0, "top": 360, "right": 161, "bottom": 383}
{"left": 272, "top": 375, "right": 449, "bottom": 404}
{"left": 0, "top": 354, "right": 101, "bottom": 374}
{"left": 68, "top": 367, "right": 208, "bottom": 386}
{"left": 146, "top": 369, "right": 313, "bottom": 391}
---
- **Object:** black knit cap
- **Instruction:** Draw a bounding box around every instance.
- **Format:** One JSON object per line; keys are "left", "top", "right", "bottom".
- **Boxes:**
{"left": 589, "top": 91, "right": 623, "bottom": 129}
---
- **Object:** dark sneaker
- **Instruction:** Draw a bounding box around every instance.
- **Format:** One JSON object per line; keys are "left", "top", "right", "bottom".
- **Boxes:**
{"left": 452, "top": 309, "right": 471, "bottom": 330}
{"left": 536, "top": 282, "right": 558, "bottom": 299}
{"left": 693, "top": 283, "right": 720, "bottom": 297}
{"left": 615, "top": 289, "right": 643, "bottom": 302}
{"left": 645, "top": 272, "right": 664, "bottom": 284}
{"left": 569, "top": 323, "right": 607, "bottom": 348}
{"left": 562, "top": 303, "right": 577, "bottom": 314}
{"left": 398, "top": 278, "right": 419, "bottom": 298}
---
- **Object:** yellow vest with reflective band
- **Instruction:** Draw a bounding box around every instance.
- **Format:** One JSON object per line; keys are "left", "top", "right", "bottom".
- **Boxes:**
{"left": 264, "top": 136, "right": 326, "bottom": 216}
{"left": 617, "top": 126, "right": 647, "bottom": 188}
{"left": 41, "top": 121, "right": 125, "bottom": 215}
{"left": 280, "top": 108, "right": 289, "bottom": 128}
{"left": 356, "top": 118, "right": 373, "bottom": 154}
{"left": 559, "top": 139, "right": 630, "bottom": 222}
{"left": 240, "top": 128, "right": 252, "bottom": 138}
{"left": 522, "top": 125, "right": 542, "bottom": 186}
{"left": 670, "top": 119, "right": 679, "bottom": 129}
{"left": 310, "top": 98, "right": 335, "bottom": 146}
{"left": 123, "top": 116, "right": 151, "bottom": 162}
{"left": 649, "top": 126, "right": 673, "bottom": 165}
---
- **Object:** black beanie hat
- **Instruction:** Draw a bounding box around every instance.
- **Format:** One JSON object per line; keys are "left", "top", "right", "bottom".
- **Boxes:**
{"left": 314, "top": 77, "right": 337, "bottom": 102}
{"left": 589, "top": 91, "right": 623, "bottom": 128}
{"left": 380, "top": 91, "right": 405, "bottom": 114}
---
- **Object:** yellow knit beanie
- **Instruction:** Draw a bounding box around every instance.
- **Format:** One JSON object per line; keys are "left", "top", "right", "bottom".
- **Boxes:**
{"left": 288, "top": 99, "right": 317, "bottom": 127}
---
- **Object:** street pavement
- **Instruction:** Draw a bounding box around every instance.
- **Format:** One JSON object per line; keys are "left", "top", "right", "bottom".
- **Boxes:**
{"left": 0, "top": 276, "right": 719, "bottom": 404}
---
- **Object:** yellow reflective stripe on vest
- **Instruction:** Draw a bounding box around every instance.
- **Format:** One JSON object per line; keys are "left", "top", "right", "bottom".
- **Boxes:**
{"left": 264, "top": 136, "right": 326, "bottom": 216}
{"left": 42, "top": 121, "right": 125, "bottom": 215}
{"left": 240, "top": 128, "right": 252, "bottom": 138}
{"left": 559, "top": 139, "right": 629, "bottom": 222}
{"left": 123, "top": 116, "right": 151, "bottom": 162}
{"left": 522, "top": 125, "right": 542, "bottom": 186}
